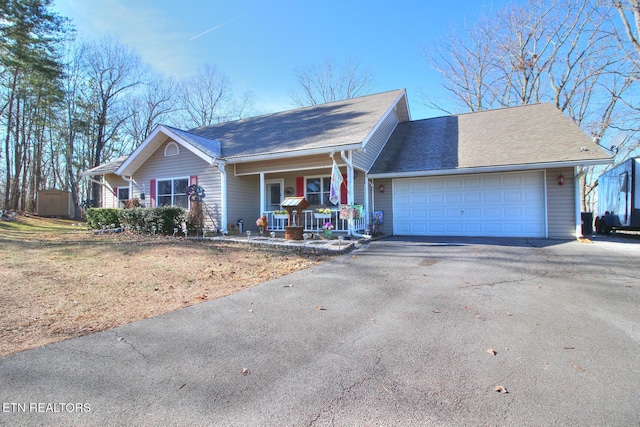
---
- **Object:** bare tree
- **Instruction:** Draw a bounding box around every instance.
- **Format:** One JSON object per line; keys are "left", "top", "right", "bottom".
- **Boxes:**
{"left": 423, "top": 16, "right": 502, "bottom": 113}
{"left": 425, "top": 0, "right": 639, "bottom": 211}
{"left": 180, "top": 64, "right": 231, "bottom": 128}
{"left": 83, "top": 36, "right": 144, "bottom": 205}
{"left": 126, "top": 73, "right": 180, "bottom": 148}
{"left": 290, "top": 57, "right": 375, "bottom": 107}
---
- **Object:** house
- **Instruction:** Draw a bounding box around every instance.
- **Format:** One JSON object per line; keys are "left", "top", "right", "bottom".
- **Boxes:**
{"left": 84, "top": 88, "right": 611, "bottom": 239}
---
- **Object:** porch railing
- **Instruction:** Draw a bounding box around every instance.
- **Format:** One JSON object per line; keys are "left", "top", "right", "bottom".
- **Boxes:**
{"left": 265, "top": 209, "right": 367, "bottom": 233}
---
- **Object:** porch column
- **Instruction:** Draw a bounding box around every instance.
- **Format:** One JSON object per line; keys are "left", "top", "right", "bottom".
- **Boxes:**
{"left": 216, "top": 161, "right": 227, "bottom": 232}
{"left": 340, "top": 150, "right": 355, "bottom": 205}
{"left": 574, "top": 165, "right": 581, "bottom": 238}
{"left": 259, "top": 172, "right": 265, "bottom": 215}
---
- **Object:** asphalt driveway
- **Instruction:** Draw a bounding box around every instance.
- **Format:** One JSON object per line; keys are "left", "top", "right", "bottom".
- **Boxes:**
{"left": 1, "top": 236, "right": 639, "bottom": 426}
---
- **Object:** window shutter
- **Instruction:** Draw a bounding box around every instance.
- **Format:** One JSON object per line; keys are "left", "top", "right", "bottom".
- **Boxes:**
{"left": 190, "top": 175, "right": 198, "bottom": 185}
{"left": 296, "top": 176, "right": 304, "bottom": 197}
{"left": 113, "top": 187, "right": 118, "bottom": 208}
{"left": 340, "top": 174, "right": 347, "bottom": 204}
{"left": 150, "top": 179, "right": 156, "bottom": 208}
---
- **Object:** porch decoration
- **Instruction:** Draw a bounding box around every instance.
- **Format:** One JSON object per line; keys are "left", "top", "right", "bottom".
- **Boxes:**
{"left": 329, "top": 159, "right": 343, "bottom": 205}
{"left": 273, "top": 209, "right": 289, "bottom": 219}
{"left": 281, "top": 196, "right": 309, "bottom": 240}
{"left": 186, "top": 185, "right": 205, "bottom": 202}
{"left": 373, "top": 211, "right": 384, "bottom": 224}
{"left": 256, "top": 215, "right": 268, "bottom": 234}
{"left": 314, "top": 208, "right": 332, "bottom": 219}
{"left": 339, "top": 204, "right": 363, "bottom": 220}
{"left": 322, "top": 221, "right": 334, "bottom": 238}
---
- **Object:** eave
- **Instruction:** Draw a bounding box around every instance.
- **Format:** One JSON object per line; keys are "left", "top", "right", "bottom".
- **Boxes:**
{"left": 367, "top": 158, "right": 613, "bottom": 179}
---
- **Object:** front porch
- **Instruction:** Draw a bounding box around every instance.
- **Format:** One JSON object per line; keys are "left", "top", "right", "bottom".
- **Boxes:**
{"left": 264, "top": 209, "right": 367, "bottom": 233}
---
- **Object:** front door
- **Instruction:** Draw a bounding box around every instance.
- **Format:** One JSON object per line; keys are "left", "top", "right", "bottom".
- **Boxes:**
{"left": 265, "top": 181, "right": 283, "bottom": 211}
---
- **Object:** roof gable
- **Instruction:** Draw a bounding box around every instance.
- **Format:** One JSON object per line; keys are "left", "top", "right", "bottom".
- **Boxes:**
{"left": 116, "top": 125, "right": 221, "bottom": 176}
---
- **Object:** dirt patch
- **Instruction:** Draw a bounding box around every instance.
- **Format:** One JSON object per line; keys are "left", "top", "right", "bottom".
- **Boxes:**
{"left": 0, "top": 220, "right": 334, "bottom": 357}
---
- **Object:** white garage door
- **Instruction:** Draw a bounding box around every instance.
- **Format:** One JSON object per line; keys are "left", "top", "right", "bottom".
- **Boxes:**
{"left": 393, "top": 171, "right": 546, "bottom": 237}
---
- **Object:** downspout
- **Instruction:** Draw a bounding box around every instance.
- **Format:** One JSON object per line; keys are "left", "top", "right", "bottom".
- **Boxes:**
{"left": 216, "top": 160, "right": 228, "bottom": 232}
{"left": 340, "top": 150, "right": 369, "bottom": 239}
{"left": 259, "top": 172, "right": 265, "bottom": 215}
{"left": 575, "top": 166, "right": 583, "bottom": 238}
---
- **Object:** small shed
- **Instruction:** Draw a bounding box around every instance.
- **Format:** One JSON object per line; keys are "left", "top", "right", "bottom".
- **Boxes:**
{"left": 37, "top": 189, "right": 75, "bottom": 218}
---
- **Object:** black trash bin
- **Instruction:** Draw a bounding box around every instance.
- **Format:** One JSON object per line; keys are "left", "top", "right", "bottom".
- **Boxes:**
{"left": 581, "top": 212, "right": 593, "bottom": 236}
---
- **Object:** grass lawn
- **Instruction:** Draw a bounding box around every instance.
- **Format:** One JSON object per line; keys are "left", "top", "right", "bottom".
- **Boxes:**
{"left": 0, "top": 215, "right": 333, "bottom": 357}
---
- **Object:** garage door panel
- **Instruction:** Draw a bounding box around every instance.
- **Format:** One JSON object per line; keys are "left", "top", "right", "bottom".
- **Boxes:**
{"left": 429, "top": 209, "right": 444, "bottom": 218}
{"left": 464, "top": 192, "right": 481, "bottom": 203}
{"left": 464, "top": 208, "right": 482, "bottom": 218}
{"left": 394, "top": 171, "right": 545, "bottom": 237}
{"left": 483, "top": 192, "right": 501, "bottom": 203}
{"left": 428, "top": 194, "right": 444, "bottom": 204}
{"left": 483, "top": 207, "right": 502, "bottom": 217}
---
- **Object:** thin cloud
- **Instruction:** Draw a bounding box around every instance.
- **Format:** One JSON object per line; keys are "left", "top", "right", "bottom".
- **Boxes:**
{"left": 188, "top": 20, "right": 234, "bottom": 41}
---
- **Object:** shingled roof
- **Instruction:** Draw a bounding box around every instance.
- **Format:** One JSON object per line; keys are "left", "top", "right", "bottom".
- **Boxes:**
{"left": 369, "top": 103, "right": 611, "bottom": 176}
{"left": 82, "top": 156, "right": 128, "bottom": 176}
{"left": 188, "top": 89, "right": 408, "bottom": 159}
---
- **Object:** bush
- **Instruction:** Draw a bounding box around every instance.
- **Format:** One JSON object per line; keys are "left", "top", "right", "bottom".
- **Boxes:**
{"left": 88, "top": 206, "right": 186, "bottom": 234}
{"left": 118, "top": 206, "right": 185, "bottom": 234}
{"left": 155, "top": 206, "right": 186, "bottom": 234}
{"left": 86, "top": 208, "right": 120, "bottom": 229}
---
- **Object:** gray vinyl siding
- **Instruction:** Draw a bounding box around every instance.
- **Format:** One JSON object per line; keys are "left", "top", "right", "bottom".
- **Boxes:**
{"left": 372, "top": 178, "right": 394, "bottom": 235}
{"left": 235, "top": 154, "right": 347, "bottom": 176}
{"left": 267, "top": 168, "right": 365, "bottom": 208}
{"left": 226, "top": 173, "right": 259, "bottom": 231}
{"left": 103, "top": 174, "right": 129, "bottom": 208}
{"left": 353, "top": 108, "right": 400, "bottom": 172}
{"left": 128, "top": 140, "right": 222, "bottom": 229}
{"left": 546, "top": 167, "right": 576, "bottom": 238}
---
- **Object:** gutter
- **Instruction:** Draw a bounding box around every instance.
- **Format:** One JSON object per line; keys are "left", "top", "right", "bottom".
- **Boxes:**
{"left": 367, "top": 159, "right": 613, "bottom": 179}
{"left": 226, "top": 143, "right": 362, "bottom": 164}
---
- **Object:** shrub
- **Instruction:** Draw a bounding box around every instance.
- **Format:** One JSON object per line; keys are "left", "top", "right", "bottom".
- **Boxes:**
{"left": 155, "top": 206, "right": 186, "bottom": 234}
{"left": 86, "top": 208, "right": 120, "bottom": 229}
{"left": 87, "top": 206, "right": 187, "bottom": 234}
{"left": 119, "top": 206, "right": 186, "bottom": 234}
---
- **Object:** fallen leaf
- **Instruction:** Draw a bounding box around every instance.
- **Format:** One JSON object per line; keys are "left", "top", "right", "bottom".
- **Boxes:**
{"left": 487, "top": 348, "right": 497, "bottom": 356}
{"left": 494, "top": 385, "right": 508, "bottom": 394}
{"left": 315, "top": 306, "right": 326, "bottom": 311}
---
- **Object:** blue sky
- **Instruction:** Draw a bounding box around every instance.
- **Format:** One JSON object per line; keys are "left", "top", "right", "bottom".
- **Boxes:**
{"left": 53, "top": 0, "right": 514, "bottom": 120}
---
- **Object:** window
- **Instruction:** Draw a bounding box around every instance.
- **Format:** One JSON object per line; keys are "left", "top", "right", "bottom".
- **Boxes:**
{"left": 157, "top": 178, "right": 188, "bottom": 209}
{"left": 164, "top": 141, "right": 179, "bottom": 156}
{"left": 117, "top": 187, "right": 129, "bottom": 208}
{"left": 305, "top": 176, "right": 337, "bottom": 206}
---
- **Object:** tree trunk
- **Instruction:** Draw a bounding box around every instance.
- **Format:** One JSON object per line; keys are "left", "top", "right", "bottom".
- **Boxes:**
{"left": 3, "top": 72, "right": 17, "bottom": 209}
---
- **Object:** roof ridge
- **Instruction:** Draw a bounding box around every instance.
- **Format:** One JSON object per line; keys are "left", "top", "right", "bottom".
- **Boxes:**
{"left": 187, "top": 88, "right": 406, "bottom": 133}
